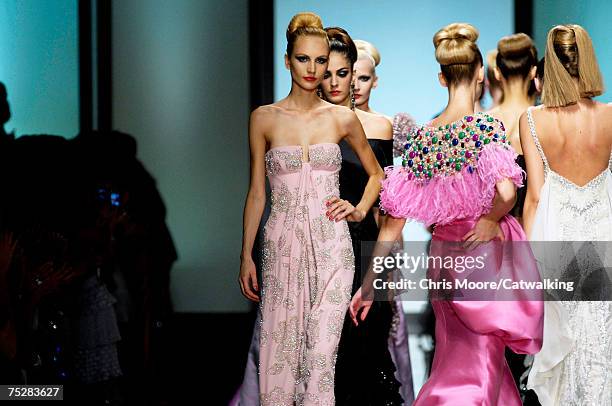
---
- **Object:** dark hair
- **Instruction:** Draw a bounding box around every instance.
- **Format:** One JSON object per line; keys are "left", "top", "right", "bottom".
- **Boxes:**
{"left": 536, "top": 57, "right": 545, "bottom": 80}
{"left": 496, "top": 33, "right": 538, "bottom": 79}
{"left": 325, "top": 27, "right": 358, "bottom": 67}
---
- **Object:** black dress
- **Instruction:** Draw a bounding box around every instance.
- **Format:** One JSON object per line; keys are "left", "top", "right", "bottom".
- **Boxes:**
{"left": 334, "top": 139, "right": 403, "bottom": 405}
{"left": 510, "top": 154, "right": 527, "bottom": 219}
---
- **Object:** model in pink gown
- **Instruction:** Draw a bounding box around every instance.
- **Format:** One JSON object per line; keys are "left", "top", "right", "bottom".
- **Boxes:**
{"left": 380, "top": 112, "right": 544, "bottom": 405}
{"left": 259, "top": 143, "right": 354, "bottom": 406}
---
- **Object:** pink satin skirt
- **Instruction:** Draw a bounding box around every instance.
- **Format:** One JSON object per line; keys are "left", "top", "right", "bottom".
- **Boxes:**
{"left": 413, "top": 216, "right": 544, "bottom": 406}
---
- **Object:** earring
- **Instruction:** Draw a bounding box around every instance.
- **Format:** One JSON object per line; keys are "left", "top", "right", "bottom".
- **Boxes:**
{"left": 317, "top": 87, "right": 323, "bottom": 99}
{"left": 350, "top": 82, "right": 356, "bottom": 110}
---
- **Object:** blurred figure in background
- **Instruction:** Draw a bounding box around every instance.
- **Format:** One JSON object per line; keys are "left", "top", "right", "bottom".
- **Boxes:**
{"left": 486, "top": 50, "right": 504, "bottom": 109}
{"left": 487, "top": 33, "right": 538, "bottom": 226}
{"left": 0, "top": 82, "right": 14, "bottom": 141}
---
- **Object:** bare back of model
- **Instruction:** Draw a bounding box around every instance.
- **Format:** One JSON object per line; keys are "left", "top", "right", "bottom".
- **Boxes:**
{"left": 529, "top": 100, "right": 612, "bottom": 187}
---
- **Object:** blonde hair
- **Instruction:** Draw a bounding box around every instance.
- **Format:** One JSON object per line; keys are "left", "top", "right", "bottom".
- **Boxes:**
{"left": 433, "top": 23, "right": 483, "bottom": 85}
{"left": 354, "top": 39, "right": 381, "bottom": 67}
{"left": 286, "top": 12, "right": 328, "bottom": 56}
{"left": 542, "top": 24, "right": 604, "bottom": 107}
{"left": 496, "top": 33, "right": 537, "bottom": 79}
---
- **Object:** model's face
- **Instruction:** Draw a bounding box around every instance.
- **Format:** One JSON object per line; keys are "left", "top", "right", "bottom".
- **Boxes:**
{"left": 321, "top": 51, "right": 353, "bottom": 105}
{"left": 285, "top": 35, "right": 329, "bottom": 91}
{"left": 353, "top": 58, "right": 377, "bottom": 107}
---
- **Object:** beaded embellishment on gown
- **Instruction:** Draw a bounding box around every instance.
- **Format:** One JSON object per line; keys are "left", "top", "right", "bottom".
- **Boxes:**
{"left": 526, "top": 107, "right": 612, "bottom": 406}
{"left": 259, "top": 143, "right": 354, "bottom": 406}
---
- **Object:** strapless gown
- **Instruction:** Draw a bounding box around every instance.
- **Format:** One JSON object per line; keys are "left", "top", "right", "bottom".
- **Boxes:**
{"left": 259, "top": 143, "right": 354, "bottom": 406}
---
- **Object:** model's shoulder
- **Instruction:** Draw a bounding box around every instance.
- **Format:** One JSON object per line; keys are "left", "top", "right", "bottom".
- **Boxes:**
{"left": 317, "top": 103, "right": 354, "bottom": 124}
{"left": 528, "top": 104, "right": 546, "bottom": 116}
{"left": 251, "top": 104, "right": 285, "bottom": 125}
{"left": 595, "top": 102, "right": 612, "bottom": 127}
{"left": 360, "top": 110, "right": 392, "bottom": 138}
{"left": 252, "top": 104, "right": 282, "bottom": 116}
{"left": 321, "top": 102, "right": 352, "bottom": 116}
{"left": 371, "top": 112, "right": 393, "bottom": 131}
{"left": 595, "top": 100, "right": 612, "bottom": 114}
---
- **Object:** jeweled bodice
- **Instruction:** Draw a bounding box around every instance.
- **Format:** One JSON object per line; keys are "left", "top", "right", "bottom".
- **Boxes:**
{"left": 397, "top": 112, "right": 511, "bottom": 180}
{"left": 263, "top": 143, "right": 344, "bottom": 230}
{"left": 380, "top": 112, "right": 523, "bottom": 225}
{"left": 265, "top": 143, "right": 342, "bottom": 178}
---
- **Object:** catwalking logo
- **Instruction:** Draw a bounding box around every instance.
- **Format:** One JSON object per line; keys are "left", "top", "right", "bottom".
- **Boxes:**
{"left": 372, "top": 252, "right": 486, "bottom": 274}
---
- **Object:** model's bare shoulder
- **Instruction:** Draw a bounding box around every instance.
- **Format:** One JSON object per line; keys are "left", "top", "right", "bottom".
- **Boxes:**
{"left": 357, "top": 109, "right": 392, "bottom": 139}
{"left": 250, "top": 104, "right": 280, "bottom": 128}
{"left": 327, "top": 104, "right": 356, "bottom": 124}
{"left": 530, "top": 104, "right": 546, "bottom": 115}
{"left": 370, "top": 113, "right": 392, "bottom": 139}
{"left": 596, "top": 102, "right": 612, "bottom": 132}
{"left": 251, "top": 104, "right": 279, "bottom": 118}
{"left": 596, "top": 100, "right": 612, "bottom": 115}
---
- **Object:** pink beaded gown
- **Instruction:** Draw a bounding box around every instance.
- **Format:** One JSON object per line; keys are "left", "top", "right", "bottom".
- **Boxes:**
{"left": 380, "top": 112, "right": 544, "bottom": 405}
{"left": 259, "top": 143, "right": 354, "bottom": 406}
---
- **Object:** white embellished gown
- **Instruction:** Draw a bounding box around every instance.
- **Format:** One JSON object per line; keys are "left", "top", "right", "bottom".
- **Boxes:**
{"left": 525, "top": 107, "right": 612, "bottom": 405}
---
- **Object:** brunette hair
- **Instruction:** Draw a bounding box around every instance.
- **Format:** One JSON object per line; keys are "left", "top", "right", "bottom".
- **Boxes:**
{"left": 496, "top": 33, "right": 538, "bottom": 79}
{"left": 325, "top": 27, "right": 358, "bottom": 68}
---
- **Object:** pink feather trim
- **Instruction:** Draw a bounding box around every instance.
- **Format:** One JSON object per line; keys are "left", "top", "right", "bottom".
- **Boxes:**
{"left": 380, "top": 143, "right": 523, "bottom": 225}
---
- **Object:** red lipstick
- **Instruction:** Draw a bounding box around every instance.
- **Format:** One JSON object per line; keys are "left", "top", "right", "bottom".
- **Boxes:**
{"left": 303, "top": 76, "right": 317, "bottom": 82}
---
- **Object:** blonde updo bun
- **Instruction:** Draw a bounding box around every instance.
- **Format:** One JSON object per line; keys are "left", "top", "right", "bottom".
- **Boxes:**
{"left": 433, "top": 23, "right": 479, "bottom": 65}
{"left": 286, "top": 12, "right": 328, "bottom": 56}
{"left": 354, "top": 39, "right": 381, "bottom": 67}
{"left": 433, "top": 23, "right": 482, "bottom": 85}
{"left": 287, "top": 12, "right": 323, "bottom": 35}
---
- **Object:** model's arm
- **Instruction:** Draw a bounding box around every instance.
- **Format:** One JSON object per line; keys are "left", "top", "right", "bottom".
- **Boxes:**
{"left": 328, "top": 110, "right": 384, "bottom": 222}
{"left": 462, "top": 179, "right": 516, "bottom": 249}
{"left": 372, "top": 117, "right": 393, "bottom": 226}
{"left": 518, "top": 112, "right": 545, "bottom": 239}
{"left": 239, "top": 108, "right": 267, "bottom": 302}
{"left": 349, "top": 215, "right": 406, "bottom": 325}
